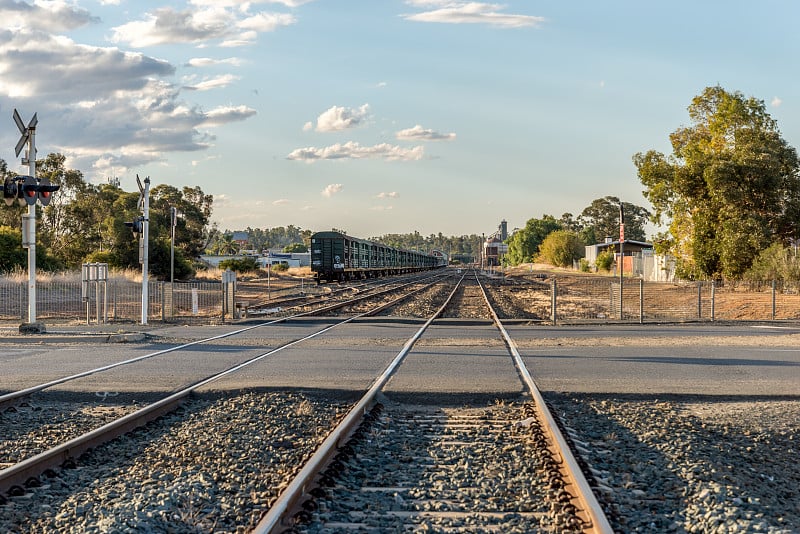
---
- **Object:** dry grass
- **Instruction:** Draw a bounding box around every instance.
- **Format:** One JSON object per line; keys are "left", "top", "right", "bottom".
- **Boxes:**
{"left": 2, "top": 268, "right": 143, "bottom": 283}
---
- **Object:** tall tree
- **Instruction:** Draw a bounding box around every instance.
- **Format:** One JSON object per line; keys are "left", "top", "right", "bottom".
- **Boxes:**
{"left": 635, "top": 86, "right": 800, "bottom": 279}
{"left": 505, "top": 215, "right": 562, "bottom": 265}
{"left": 578, "top": 196, "right": 650, "bottom": 244}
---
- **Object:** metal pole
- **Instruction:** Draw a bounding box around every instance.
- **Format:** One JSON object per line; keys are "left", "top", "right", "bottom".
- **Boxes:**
{"left": 141, "top": 177, "right": 150, "bottom": 325}
{"left": 170, "top": 206, "right": 176, "bottom": 284}
{"left": 619, "top": 241, "right": 624, "bottom": 320}
{"left": 711, "top": 280, "right": 716, "bottom": 322}
{"left": 26, "top": 130, "right": 36, "bottom": 324}
{"left": 772, "top": 280, "right": 777, "bottom": 321}
{"left": 639, "top": 278, "right": 644, "bottom": 324}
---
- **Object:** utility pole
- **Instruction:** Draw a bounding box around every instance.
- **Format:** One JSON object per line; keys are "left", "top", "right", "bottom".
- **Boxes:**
{"left": 170, "top": 206, "right": 177, "bottom": 284}
{"left": 619, "top": 201, "right": 625, "bottom": 320}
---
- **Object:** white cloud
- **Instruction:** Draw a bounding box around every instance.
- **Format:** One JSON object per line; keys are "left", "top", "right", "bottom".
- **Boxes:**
{"left": 370, "top": 205, "right": 393, "bottom": 211}
{"left": 0, "top": 1, "right": 98, "bottom": 32}
{"left": 403, "top": 1, "right": 544, "bottom": 28}
{"left": 377, "top": 191, "right": 398, "bottom": 199}
{"left": 202, "top": 105, "right": 258, "bottom": 126}
{"left": 183, "top": 74, "right": 240, "bottom": 91}
{"left": 322, "top": 184, "right": 343, "bottom": 197}
{"left": 287, "top": 142, "right": 424, "bottom": 162}
{"left": 186, "top": 57, "right": 243, "bottom": 67}
{"left": 311, "top": 104, "right": 370, "bottom": 132}
{"left": 272, "top": 198, "right": 290, "bottom": 205}
{"left": 772, "top": 96, "right": 783, "bottom": 107}
{"left": 0, "top": 29, "right": 256, "bottom": 179}
{"left": 111, "top": 6, "right": 296, "bottom": 48}
{"left": 396, "top": 125, "right": 456, "bottom": 141}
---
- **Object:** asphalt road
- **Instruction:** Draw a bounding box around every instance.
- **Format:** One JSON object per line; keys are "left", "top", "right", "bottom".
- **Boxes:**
{"left": 1, "top": 321, "right": 798, "bottom": 399}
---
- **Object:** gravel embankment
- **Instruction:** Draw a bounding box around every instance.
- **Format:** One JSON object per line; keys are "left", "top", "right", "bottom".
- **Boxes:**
{"left": 547, "top": 394, "right": 799, "bottom": 533}
{"left": 1, "top": 391, "right": 349, "bottom": 533}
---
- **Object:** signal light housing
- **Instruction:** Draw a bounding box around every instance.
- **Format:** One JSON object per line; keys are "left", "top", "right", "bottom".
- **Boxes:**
{"left": 37, "top": 177, "right": 59, "bottom": 206}
{"left": 124, "top": 216, "right": 144, "bottom": 236}
{"left": 21, "top": 176, "right": 38, "bottom": 206}
{"left": 3, "top": 177, "right": 18, "bottom": 207}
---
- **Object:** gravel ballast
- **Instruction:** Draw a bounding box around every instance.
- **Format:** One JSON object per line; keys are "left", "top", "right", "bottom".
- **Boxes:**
{"left": 547, "top": 394, "right": 799, "bottom": 533}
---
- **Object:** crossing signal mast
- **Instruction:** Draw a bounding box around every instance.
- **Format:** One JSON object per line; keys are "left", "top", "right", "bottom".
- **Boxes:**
{"left": 0, "top": 109, "right": 60, "bottom": 331}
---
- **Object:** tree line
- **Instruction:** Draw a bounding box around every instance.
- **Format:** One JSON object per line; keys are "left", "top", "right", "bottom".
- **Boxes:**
{"left": 3, "top": 85, "right": 794, "bottom": 283}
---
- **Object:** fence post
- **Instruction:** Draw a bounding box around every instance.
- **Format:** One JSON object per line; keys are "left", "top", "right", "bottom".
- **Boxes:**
{"left": 19, "top": 282, "right": 25, "bottom": 320}
{"left": 711, "top": 280, "right": 716, "bottom": 322}
{"left": 697, "top": 282, "right": 702, "bottom": 319}
{"left": 772, "top": 280, "right": 777, "bottom": 321}
{"left": 551, "top": 279, "right": 557, "bottom": 325}
{"left": 639, "top": 279, "right": 644, "bottom": 324}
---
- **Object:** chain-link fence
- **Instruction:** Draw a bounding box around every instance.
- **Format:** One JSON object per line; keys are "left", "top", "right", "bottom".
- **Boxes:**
{"left": 0, "top": 280, "right": 230, "bottom": 324}
{"left": 546, "top": 277, "right": 800, "bottom": 324}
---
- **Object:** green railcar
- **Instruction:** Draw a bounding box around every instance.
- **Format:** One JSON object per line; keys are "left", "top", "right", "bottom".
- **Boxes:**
{"left": 310, "top": 231, "right": 442, "bottom": 283}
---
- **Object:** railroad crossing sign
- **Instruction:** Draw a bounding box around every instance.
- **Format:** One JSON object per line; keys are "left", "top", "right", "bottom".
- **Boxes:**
{"left": 13, "top": 109, "right": 37, "bottom": 160}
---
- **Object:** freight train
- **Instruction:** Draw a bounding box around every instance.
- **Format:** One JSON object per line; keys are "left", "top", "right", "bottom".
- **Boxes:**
{"left": 311, "top": 231, "right": 446, "bottom": 283}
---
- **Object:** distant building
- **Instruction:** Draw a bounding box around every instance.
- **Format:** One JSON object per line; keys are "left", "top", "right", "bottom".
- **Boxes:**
{"left": 584, "top": 239, "right": 675, "bottom": 281}
{"left": 200, "top": 251, "right": 311, "bottom": 268}
{"left": 483, "top": 220, "right": 509, "bottom": 267}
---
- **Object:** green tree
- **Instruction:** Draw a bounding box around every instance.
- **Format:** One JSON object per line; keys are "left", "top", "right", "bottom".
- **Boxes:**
{"left": 505, "top": 215, "right": 562, "bottom": 265}
{"left": 538, "top": 230, "right": 584, "bottom": 267}
{"left": 578, "top": 196, "right": 650, "bottom": 243}
{"left": 283, "top": 243, "right": 308, "bottom": 253}
{"left": 0, "top": 226, "right": 26, "bottom": 272}
{"left": 635, "top": 86, "right": 800, "bottom": 279}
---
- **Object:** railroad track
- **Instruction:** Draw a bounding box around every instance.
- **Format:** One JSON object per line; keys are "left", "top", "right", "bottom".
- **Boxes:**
{"left": 256, "top": 270, "right": 612, "bottom": 533}
{"left": 0, "top": 269, "right": 612, "bottom": 532}
{"left": 0, "top": 273, "right": 450, "bottom": 498}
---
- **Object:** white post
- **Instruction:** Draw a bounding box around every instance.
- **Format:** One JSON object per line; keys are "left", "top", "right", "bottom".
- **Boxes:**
{"left": 141, "top": 177, "right": 151, "bottom": 325}
{"left": 26, "top": 128, "right": 36, "bottom": 324}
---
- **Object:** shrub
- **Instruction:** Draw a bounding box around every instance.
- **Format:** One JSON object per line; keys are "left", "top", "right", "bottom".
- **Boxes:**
{"left": 219, "top": 257, "right": 260, "bottom": 273}
{"left": 271, "top": 262, "right": 289, "bottom": 272}
{"left": 596, "top": 250, "right": 614, "bottom": 271}
{"left": 537, "top": 230, "right": 583, "bottom": 268}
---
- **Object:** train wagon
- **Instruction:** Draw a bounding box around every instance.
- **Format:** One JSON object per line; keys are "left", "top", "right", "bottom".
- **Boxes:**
{"left": 310, "top": 231, "right": 441, "bottom": 283}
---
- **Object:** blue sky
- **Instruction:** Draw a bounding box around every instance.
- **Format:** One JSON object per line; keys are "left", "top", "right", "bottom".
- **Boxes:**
{"left": 0, "top": 1, "right": 797, "bottom": 239}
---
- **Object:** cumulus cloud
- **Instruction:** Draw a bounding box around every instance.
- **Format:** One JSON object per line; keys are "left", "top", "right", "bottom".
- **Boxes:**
{"left": 321, "top": 184, "right": 343, "bottom": 197}
{"left": 186, "top": 57, "right": 243, "bottom": 67}
{"left": 287, "top": 142, "right": 424, "bottom": 162}
{"left": 396, "top": 125, "right": 456, "bottom": 141}
{"left": 772, "top": 96, "right": 783, "bottom": 107}
{"left": 111, "top": 6, "right": 295, "bottom": 47}
{"left": 0, "top": 0, "right": 99, "bottom": 32}
{"left": 309, "top": 104, "right": 370, "bottom": 132}
{"left": 183, "top": 74, "right": 240, "bottom": 91}
{"left": 0, "top": 28, "right": 255, "bottom": 178}
{"left": 377, "top": 191, "right": 398, "bottom": 199}
{"left": 201, "top": 105, "right": 258, "bottom": 126}
{"left": 403, "top": 1, "right": 544, "bottom": 28}
{"left": 273, "top": 198, "right": 290, "bottom": 205}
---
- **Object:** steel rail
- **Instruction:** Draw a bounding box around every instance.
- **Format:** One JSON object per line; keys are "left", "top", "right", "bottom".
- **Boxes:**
{"left": 252, "top": 272, "right": 466, "bottom": 534}
{"left": 0, "top": 272, "right": 448, "bottom": 411}
{"left": 0, "top": 275, "right": 446, "bottom": 497}
{"left": 474, "top": 271, "right": 614, "bottom": 533}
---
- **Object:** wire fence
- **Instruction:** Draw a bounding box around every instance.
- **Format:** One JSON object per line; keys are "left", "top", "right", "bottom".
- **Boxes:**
{"left": 0, "top": 281, "right": 230, "bottom": 324}
{"left": 492, "top": 275, "right": 800, "bottom": 324}
{"left": 3, "top": 275, "right": 799, "bottom": 325}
